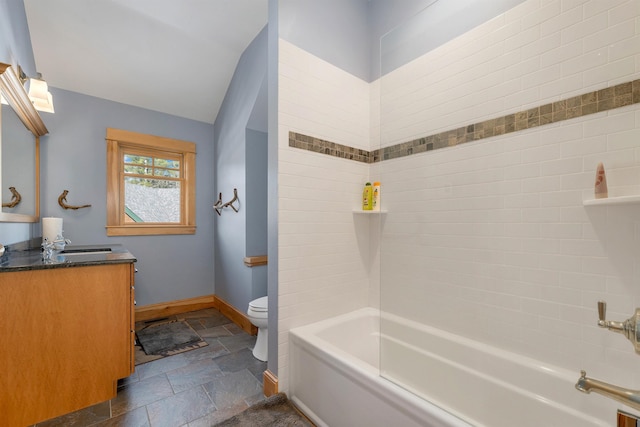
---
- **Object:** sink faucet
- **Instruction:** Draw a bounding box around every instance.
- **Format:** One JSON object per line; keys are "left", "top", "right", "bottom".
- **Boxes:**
{"left": 576, "top": 370, "right": 640, "bottom": 412}
{"left": 597, "top": 301, "right": 640, "bottom": 353}
{"left": 41, "top": 234, "right": 71, "bottom": 261}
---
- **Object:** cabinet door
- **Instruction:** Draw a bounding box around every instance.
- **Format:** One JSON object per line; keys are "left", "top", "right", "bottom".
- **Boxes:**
{"left": 0, "top": 263, "right": 133, "bottom": 426}
{"left": 130, "top": 263, "right": 136, "bottom": 372}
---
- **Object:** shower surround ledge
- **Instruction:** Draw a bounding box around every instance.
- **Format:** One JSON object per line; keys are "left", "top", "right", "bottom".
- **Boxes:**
{"left": 583, "top": 194, "right": 640, "bottom": 206}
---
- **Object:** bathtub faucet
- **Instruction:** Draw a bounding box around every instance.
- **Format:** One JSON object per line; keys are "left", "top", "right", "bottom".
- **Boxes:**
{"left": 575, "top": 370, "right": 640, "bottom": 412}
{"left": 597, "top": 301, "right": 640, "bottom": 353}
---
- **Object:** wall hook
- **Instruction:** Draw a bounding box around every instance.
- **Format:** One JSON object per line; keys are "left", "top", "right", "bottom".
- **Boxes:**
{"left": 222, "top": 188, "right": 239, "bottom": 212}
{"left": 2, "top": 186, "right": 21, "bottom": 208}
{"left": 213, "top": 192, "right": 223, "bottom": 216}
{"left": 58, "top": 189, "right": 91, "bottom": 210}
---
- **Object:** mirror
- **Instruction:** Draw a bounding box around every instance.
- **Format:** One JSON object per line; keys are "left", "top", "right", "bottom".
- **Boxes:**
{"left": 0, "top": 62, "right": 47, "bottom": 222}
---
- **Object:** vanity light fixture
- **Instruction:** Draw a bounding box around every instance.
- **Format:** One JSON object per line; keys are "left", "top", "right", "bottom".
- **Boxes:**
{"left": 26, "top": 73, "right": 54, "bottom": 113}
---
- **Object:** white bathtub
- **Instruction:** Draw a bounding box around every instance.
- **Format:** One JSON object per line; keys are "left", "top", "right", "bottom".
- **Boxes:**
{"left": 289, "top": 308, "right": 611, "bottom": 427}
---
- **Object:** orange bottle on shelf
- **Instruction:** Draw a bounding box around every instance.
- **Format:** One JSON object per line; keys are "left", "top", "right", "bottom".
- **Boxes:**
{"left": 372, "top": 182, "right": 381, "bottom": 211}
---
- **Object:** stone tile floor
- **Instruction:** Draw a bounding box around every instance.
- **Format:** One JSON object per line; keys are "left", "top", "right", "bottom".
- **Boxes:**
{"left": 35, "top": 308, "right": 267, "bottom": 427}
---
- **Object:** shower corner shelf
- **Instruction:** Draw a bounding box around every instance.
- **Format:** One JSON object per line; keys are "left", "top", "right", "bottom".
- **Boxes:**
{"left": 583, "top": 195, "right": 640, "bottom": 206}
{"left": 353, "top": 209, "right": 387, "bottom": 214}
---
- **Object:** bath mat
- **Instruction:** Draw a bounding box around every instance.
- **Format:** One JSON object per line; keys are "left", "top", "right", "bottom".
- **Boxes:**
{"left": 135, "top": 319, "right": 207, "bottom": 358}
{"left": 213, "top": 393, "right": 314, "bottom": 427}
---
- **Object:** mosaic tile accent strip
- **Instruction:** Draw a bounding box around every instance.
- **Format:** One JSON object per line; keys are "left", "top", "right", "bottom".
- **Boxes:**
{"left": 288, "top": 132, "right": 371, "bottom": 163}
{"left": 290, "top": 78, "right": 640, "bottom": 163}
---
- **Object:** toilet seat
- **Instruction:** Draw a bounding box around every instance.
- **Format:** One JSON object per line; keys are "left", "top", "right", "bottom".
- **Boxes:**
{"left": 249, "top": 296, "right": 268, "bottom": 312}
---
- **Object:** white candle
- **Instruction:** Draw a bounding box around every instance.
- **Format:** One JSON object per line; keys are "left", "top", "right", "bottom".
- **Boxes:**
{"left": 42, "top": 217, "right": 63, "bottom": 243}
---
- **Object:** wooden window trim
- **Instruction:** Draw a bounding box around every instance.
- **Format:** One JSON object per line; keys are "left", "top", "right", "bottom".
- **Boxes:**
{"left": 106, "top": 128, "right": 196, "bottom": 236}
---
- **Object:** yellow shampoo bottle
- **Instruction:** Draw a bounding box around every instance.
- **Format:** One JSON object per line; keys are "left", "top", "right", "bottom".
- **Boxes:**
{"left": 362, "top": 182, "right": 373, "bottom": 210}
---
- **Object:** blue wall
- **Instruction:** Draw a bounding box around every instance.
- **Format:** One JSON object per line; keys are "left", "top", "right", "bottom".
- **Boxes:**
{"left": 0, "top": 0, "right": 36, "bottom": 74}
{"left": 214, "top": 26, "right": 268, "bottom": 312}
{"left": 41, "top": 88, "right": 216, "bottom": 306}
{"left": 246, "top": 128, "right": 268, "bottom": 258}
{"left": 1, "top": 2, "right": 216, "bottom": 306}
{"left": 377, "top": 0, "right": 525, "bottom": 77}
{"left": 267, "top": 0, "right": 279, "bottom": 374}
{"left": 0, "top": 0, "right": 37, "bottom": 243}
{"left": 278, "top": 0, "right": 526, "bottom": 82}
{"left": 279, "top": 0, "right": 371, "bottom": 81}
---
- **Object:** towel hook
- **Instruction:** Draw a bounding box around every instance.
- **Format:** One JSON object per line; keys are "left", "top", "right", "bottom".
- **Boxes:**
{"left": 2, "top": 186, "right": 22, "bottom": 208}
{"left": 222, "top": 188, "right": 239, "bottom": 212}
{"left": 58, "top": 190, "right": 91, "bottom": 210}
{"left": 213, "top": 192, "right": 223, "bottom": 216}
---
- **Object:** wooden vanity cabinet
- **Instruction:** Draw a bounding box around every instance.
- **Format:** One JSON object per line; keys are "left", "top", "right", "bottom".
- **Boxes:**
{"left": 0, "top": 262, "right": 135, "bottom": 426}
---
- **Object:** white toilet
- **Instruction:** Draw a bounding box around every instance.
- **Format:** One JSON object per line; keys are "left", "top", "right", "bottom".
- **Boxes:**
{"left": 247, "top": 296, "right": 268, "bottom": 361}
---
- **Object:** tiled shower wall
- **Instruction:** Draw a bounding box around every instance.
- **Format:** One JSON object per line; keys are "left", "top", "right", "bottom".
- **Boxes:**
{"left": 277, "top": 39, "right": 372, "bottom": 391}
{"left": 277, "top": 0, "right": 640, "bottom": 403}
{"left": 379, "top": 0, "right": 640, "bottom": 395}
{"left": 381, "top": 0, "right": 639, "bottom": 148}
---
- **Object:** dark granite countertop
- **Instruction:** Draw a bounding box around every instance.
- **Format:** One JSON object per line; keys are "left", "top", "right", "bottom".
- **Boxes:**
{"left": 0, "top": 240, "right": 137, "bottom": 272}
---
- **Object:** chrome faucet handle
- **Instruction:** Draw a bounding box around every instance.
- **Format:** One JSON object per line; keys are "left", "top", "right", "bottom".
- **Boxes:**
{"left": 596, "top": 301, "right": 640, "bottom": 353}
{"left": 598, "top": 301, "right": 606, "bottom": 327}
{"left": 597, "top": 300, "right": 625, "bottom": 333}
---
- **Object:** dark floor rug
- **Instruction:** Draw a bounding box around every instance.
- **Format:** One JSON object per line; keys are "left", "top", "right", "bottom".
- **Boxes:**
{"left": 135, "top": 319, "right": 207, "bottom": 359}
{"left": 213, "top": 393, "right": 314, "bottom": 426}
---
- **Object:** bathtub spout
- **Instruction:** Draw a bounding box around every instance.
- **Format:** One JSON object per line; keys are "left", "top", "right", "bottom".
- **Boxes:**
{"left": 576, "top": 370, "right": 640, "bottom": 412}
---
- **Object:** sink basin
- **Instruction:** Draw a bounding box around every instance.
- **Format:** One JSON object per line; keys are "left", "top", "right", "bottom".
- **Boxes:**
{"left": 58, "top": 247, "right": 112, "bottom": 255}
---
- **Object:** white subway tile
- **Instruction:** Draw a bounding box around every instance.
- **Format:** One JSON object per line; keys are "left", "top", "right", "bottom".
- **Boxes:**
{"left": 584, "top": 0, "right": 631, "bottom": 18}
{"left": 522, "top": 297, "right": 560, "bottom": 318}
{"left": 522, "top": 239, "right": 560, "bottom": 254}
{"left": 559, "top": 271, "right": 607, "bottom": 290}
{"left": 561, "top": 239, "right": 606, "bottom": 256}
{"left": 607, "top": 129, "right": 640, "bottom": 152}
{"left": 522, "top": 175, "right": 563, "bottom": 193}
{"left": 541, "top": 157, "right": 584, "bottom": 176}
{"left": 584, "top": 147, "right": 638, "bottom": 170}
{"left": 506, "top": 0, "right": 546, "bottom": 21}
{"left": 504, "top": 194, "right": 541, "bottom": 209}
{"left": 561, "top": 171, "right": 595, "bottom": 190}
{"left": 584, "top": 110, "right": 636, "bottom": 136}
{"left": 524, "top": 64, "right": 563, "bottom": 88}
{"left": 540, "top": 222, "right": 584, "bottom": 238}
{"left": 560, "top": 206, "right": 589, "bottom": 223}
{"left": 561, "top": 0, "right": 589, "bottom": 12}
{"left": 540, "top": 4, "right": 584, "bottom": 36}
{"left": 522, "top": 32, "right": 563, "bottom": 59}
{"left": 561, "top": 47, "right": 608, "bottom": 76}
{"left": 541, "top": 39, "right": 583, "bottom": 69}
{"left": 522, "top": 207, "right": 562, "bottom": 222}
{"left": 539, "top": 73, "right": 585, "bottom": 100}
{"left": 539, "top": 190, "right": 583, "bottom": 206}
{"left": 583, "top": 20, "right": 636, "bottom": 53}
{"left": 522, "top": 1, "right": 562, "bottom": 29}
{"left": 582, "top": 257, "right": 616, "bottom": 275}
{"left": 583, "top": 57, "right": 636, "bottom": 87}
{"left": 540, "top": 253, "right": 584, "bottom": 272}
{"left": 561, "top": 11, "right": 608, "bottom": 44}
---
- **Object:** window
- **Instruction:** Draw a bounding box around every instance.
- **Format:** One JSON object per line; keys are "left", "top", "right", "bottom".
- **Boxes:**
{"left": 106, "top": 128, "right": 196, "bottom": 236}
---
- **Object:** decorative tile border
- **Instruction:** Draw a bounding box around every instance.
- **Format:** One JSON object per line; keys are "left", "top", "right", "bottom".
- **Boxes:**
{"left": 288, "top": 132, "right": 372, "bottom": 163}
{"left": 290, "top": 78, "right": 640, "bottom": 163}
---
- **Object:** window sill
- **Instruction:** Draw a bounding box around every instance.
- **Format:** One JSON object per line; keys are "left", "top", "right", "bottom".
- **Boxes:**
{"left": 106, "top": 225, "right": 196, "bottom": 236}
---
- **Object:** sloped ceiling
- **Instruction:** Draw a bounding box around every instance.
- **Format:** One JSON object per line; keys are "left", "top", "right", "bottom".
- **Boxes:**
{"left": 23, "top": 0, "right": 268, "bottom": 124}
